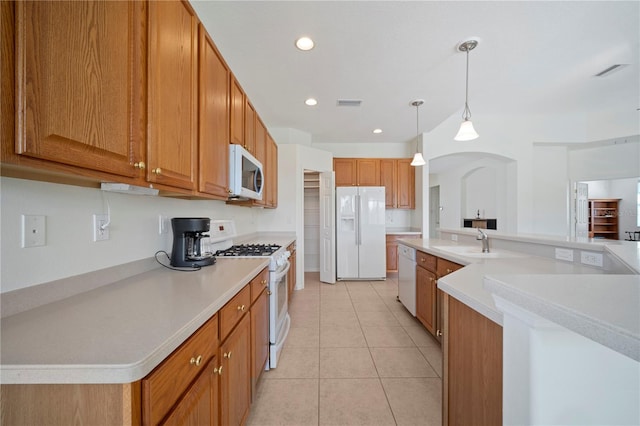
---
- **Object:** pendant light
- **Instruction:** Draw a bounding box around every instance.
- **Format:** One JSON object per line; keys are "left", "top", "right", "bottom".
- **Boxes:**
{"left": 454, "top": 40, "right": 479, "bottom": 141}
{"left": 410, "top": 100, "right": 426, "bottom": 166}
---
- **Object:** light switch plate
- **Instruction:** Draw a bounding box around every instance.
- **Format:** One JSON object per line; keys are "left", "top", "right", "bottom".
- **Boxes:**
{"left": 22, "top": 214, "right": 46, "bottom": 248}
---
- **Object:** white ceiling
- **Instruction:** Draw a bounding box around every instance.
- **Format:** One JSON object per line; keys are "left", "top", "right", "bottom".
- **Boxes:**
{"left": 191, "top": 1, "right": 639, "bottom": 145}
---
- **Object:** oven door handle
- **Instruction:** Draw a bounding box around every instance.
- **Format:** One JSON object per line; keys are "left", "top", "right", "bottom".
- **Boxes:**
{"left": 274, "top": 260, "right": 291, "bottom": 281}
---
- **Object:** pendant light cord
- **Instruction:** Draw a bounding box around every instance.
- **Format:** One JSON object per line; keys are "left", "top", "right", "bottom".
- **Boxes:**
{"left": 415, "top": 102, "right": 420, "bottom": 153}
{"left": 462, "top": 47, "right": 472, "bottom": 121}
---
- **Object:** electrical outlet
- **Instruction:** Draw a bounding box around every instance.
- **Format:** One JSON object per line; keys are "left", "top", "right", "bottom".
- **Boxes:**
{"left": 580, "top": 251, "right": 603, "bottom": 267}
{"left": 93, "top": 214, "right": 110, "bottom": 242}
{"left": 21, "top": 214, "right": 46, "bottom": 248}
{"left": 451, "top": 234, "right": 458, "bottom": 242}
{"left": 158, "top": 215, "right": 169, "bottom": 235}
{"left": 555, "top": 248, "right": 574, "bottom": 262}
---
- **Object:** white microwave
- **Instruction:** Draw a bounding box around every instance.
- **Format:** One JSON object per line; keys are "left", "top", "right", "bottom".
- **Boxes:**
{"left": 229, "top": 144, "right": 263, "bottom": 200}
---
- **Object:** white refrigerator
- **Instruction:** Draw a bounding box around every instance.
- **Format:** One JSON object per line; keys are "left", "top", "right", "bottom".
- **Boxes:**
{"left": 336, "top": 186, "right": 386, "bottom": 280}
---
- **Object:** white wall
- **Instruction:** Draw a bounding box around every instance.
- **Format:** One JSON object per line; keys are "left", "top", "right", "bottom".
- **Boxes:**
{"left": 0, "top": 177, "right": 261, "bottom": 293}
{"left": 532, "top": 145, "right": 570, "bottom": 236}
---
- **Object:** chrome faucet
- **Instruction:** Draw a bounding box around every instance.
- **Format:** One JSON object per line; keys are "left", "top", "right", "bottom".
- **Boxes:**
{"left": 476, "top": 228, "right": 490, "bottom": 253}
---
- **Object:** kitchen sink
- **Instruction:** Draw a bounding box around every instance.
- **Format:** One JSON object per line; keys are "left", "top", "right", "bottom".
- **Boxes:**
{"left": 432, "top": 245, "right": 525, "bottom": 258}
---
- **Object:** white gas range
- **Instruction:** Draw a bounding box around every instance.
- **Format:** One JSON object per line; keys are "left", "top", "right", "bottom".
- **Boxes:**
{"left": 208, "top": 220, "right": 291, "bottom": 369}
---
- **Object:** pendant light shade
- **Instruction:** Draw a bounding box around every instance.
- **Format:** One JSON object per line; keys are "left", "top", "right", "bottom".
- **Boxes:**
{"left": 410, "top": 99, "right": 425, "bottom": 167}
{"left": 454, "top": 40, "right": 479, "bottom": 141}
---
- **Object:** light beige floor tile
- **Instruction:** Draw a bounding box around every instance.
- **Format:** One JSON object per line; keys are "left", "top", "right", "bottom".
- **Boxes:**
{"left": 320, "top": 298, "right": 354, "bottom": 313}
{"left": 289, "top": 310, "right": 319, "bottom": 328}
{"left": 344, "top": 281, "right": 374, "bottom": 290}
{"left": 265, "top": 347, "right": 319, "bottom": 379}
{"left": 289, "top": 297, "right": 320, "bottom": 311}
{"left": 320, "top": 309, "right": 360, "bottom": 327}
{"left": 247, "top": 378, "right": 319, "bottom": 426}
{"left": 370, "top": 347, "right": 438, "bottom": 377}
{"left": 419, "top": 345, "right": 443, "bottom": 377}
{"left": 319, "top": 347, "right": 378, "bottom": 378}
{"left": 356, "top": 310, "right": 401, "bottom": 327}
{"left": 352, "top": 299, "right": 391, "bottom": 312}
{"left": 347, "top": 288, "right": 380, "bottom": 300}
{"left": 391, "top": 306, "right": 422, "bottom": 326}
{"left": 370, "top": 280, "right": 397, "bottom": 292}
{"left": 404, "top": 325, "right": 440, "bottom": 347}
{"left": 319, "top": 378, "right": 396, "bottom": 426}
{"left": 362, "top": 326, "right": 415, "bottom": 347}
{"left": 381, "top": 377, "right": 442, "bottom": 426}
{"left": 320, "top": 326, "right": 367, "bottom": 348}
{"left": 285, "top": 326, "right": 320, "bottom": 348}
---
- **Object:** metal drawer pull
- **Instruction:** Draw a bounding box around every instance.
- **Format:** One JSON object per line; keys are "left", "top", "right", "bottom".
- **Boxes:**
{"left": 134, "top": 161, "right": 145, "bottom": 170}
{"left": 447, "top": 268, "right": 453, "bottom": 273}
{"left": 436, "top": 330, "right": 443, "bottom": 337}
{"left": 266, "top": 290, "right": 272, "bottom": 296}
{"left": 190, "top": 355, "right": 203, "bottom": 366}
{"left": 152, "top": 168, "right": 162, "bottom": 175}
{"left": 237, "top": 304, "right": 246, "bottom": 312}
{"left": 214, "top": 365, "right": 223, "bottom": 375}
{"left": 224, "top": 351, "right": 232, "bottom": 359}
{"left": 261, "top": 279, "right": 267, "bottom": 285}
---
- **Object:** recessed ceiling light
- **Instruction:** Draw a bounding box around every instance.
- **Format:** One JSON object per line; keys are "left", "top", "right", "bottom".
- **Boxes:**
{"left": 373, "top": 129, "right": 382, "bottom": 134}
{"left": 305, "top": 98, "right": 318, "bottom": 106}
{"left": 295, "top": 37, "right": 314, "bottom": 51}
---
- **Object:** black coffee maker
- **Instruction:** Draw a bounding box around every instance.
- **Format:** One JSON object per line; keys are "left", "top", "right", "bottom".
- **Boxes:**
{"left": 170, "top": 218, "right": 216, "bottom": 268}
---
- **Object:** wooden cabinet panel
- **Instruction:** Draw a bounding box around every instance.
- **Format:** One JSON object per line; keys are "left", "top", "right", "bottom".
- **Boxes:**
{"left": 380, "top": 160, "right": 397, "bottom": 208}
{"left": 14, "top": 1, "right": 145, "bottom": 178}
{"left": 396, "top": 159, "right": 415, "bottom": 209}
{"left": 162, "top": 358, "right": 219, "bottom": 426}
{"left": 198, "top": 26, "right": 229, "bottom": 199}
{"left": 446, "top": 296, "right": 502, "bottom": 426}
{"left": 250, "top": 268, "right": 269, "bottom": 304}
{"left": 266, "top": 135, "right": 278, "bottom": 208}
{"left": 250, "top": 288, "right": 269, "bottom": 399}
{"left": 220, "top": 314, "right": 251, "bottom": 426}
{"left": 142, "top": 315, "right": 218, "bottom": 426}
{"left": 287, "top": 242, "right": 296, "bottom": 300}
{"left": 147, "top": 0, "right": 198, "bottom": 190}
{"left": 252, "top": 118, "right": 267, "bottom": 206}
{"left": 416, "top": 265, "right": 437, "bottom": 335}
{"left": 416, "top": 250, "right": 437, "bottom": 273}
{"left": 386, "top": 241, "right": 398, "bottom": 272}
{"left": 244, "top": 101, "right": 256, "bottom": 155}
{"left": 219, "top": 285, "right": 251, "bottom": 342}
{"left": 229, "top": 77, "right": 244, "bottom": 146}
{"left": 334, "top": 158, "right": 357, "bottom": 186}
{"left": 437, "top": 258, "right": 463, "bottom": 278}
{"left": 589, "top": 199, "right": 620, "bottom": 240}
{"left": 356, "top": 159, "right": 380, "bottom": 186}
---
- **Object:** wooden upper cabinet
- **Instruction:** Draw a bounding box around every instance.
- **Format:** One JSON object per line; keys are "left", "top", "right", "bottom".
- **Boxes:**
{"left": 356, "top": 159, "right": 380, "bottom": 186}
{"left": 14, "top": 1, "right": 146, "bottom": 178}
{"left": 380, "top": 159, "right": 397, "bottom": 208}
{"left": 229, "top": 76, "right": 244, "bottom": 146}
{"left": 198, "top": 25, "right": 230, "bottom": 199}
{"left": 147, "top": 0, "right": 198, "bottom": 190}
{"left": 253, "top": 118, "right": 267, "bottom": 206}
{"left": 244, "top": 101, "right": 256, "bottom": 155}
{"left": 396, "top": 158, "right": 415, "bottom": 209}
{"left": 266, "top": 135, "right": 278, "bottom": 208}
{"left": 334, "top": 158, "right": 357, "bottom": 186}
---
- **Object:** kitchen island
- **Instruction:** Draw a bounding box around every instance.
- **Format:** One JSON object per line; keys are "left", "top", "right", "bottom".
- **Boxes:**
{"left": 398, "top": 229, "right": 639, "bottom": 425}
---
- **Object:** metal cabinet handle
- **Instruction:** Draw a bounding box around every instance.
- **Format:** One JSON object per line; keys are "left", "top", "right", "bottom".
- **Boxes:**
{"left": 237, "top": 304, "right": 246, "bottom": 312}
{"left": 214, "top": 365, "right": 223, "bottom": 375}
{"left": 261, "top": 279, "right": 267, "bottom": 286}
{"left": 224, "top": 351, "right": 232, "bottom": 359}
{"left": 190, "top": 355, "right": 203, "bottom": 366}
{"left": 447, "top": 268, "right": 453, "bottom": 274}
{"left": 134, "top": 162, "right": 146, "bottom": 170}
{"left": 436, "top": 330, "right": 443, "bottom": 337}
{"left": 266, "top": 290, "right": 272, "bottom": 296}
{"left": 152, "top": 168, "right": 162, "bottom": 175}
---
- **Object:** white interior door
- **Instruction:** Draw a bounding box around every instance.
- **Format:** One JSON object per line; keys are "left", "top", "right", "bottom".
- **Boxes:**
{"left": 319, "top": 172, "right": 336, "bottom": 283}
{"left": 575, "top": 182, "right": 589, "bottom": 238}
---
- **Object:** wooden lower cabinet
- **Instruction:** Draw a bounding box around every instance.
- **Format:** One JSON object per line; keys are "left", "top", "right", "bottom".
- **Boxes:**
{"left": 385, "top": 235, "right": 400, "bottom": 273}
{"left": 415, "top": 264, "right": 437, "bottom": 334}
{"left": 220, "top": 314, "right": 252, "bottom": 426}
{"left": 287, "top": 242, "right": 297, "bottom": 300}
{"left": 444, "top": 295, "right": 503, "bottom": 426}
{"left": 250, "top": 288, "right": 269, "bottom": 399}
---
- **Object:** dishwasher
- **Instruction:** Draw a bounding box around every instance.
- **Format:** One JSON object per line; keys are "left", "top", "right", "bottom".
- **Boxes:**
{"left": 397, "top": 244, "right": 416, "bottom": 316}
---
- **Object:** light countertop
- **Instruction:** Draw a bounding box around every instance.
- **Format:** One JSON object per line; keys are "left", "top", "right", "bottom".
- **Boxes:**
{"left": 1, "top": 234, "right": 295, "bottom": 385}
{"left": 397, "top": 236, "right": 639, "bottom": 360}
{"left": 386, "top": 227, "right": 422, "bottom": 235}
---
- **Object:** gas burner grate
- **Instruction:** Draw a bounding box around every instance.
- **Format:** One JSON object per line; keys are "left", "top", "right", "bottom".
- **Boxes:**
{"left": 215, "top": 244, "right": 281, "bottom": 257}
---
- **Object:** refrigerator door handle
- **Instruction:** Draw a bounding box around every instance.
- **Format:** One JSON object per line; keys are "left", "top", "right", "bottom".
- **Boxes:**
{"left": 355, "top": 194, "right": 361, "bottom": 246}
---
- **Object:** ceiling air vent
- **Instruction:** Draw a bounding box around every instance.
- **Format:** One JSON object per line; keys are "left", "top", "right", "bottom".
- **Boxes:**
{"left": 594, "top": 64, "right": 628, "bottom": 77}
{"left": 336, "top": 99, "right": 362, "bottom": 107}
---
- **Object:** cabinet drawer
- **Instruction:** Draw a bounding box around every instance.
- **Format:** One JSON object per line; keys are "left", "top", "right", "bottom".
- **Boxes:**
{"left": 437, "top": 258, "right": 463, "bottom": 277}
{"left": 220, "top": 284, "right": 251, "bottom": 341}
{"left": 142, "top": 314, "right": 218, "bottom": 426}
{"left": 416, "top": 250, "right": 437, "bottom": 273}
{"left": 250, "top": 268, "right": 269, "bottom": 304}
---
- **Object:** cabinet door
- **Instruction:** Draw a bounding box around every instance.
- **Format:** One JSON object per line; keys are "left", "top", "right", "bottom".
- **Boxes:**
{"left": 148, "top": 0, "right": 198, "bottom": 190}
{"left": 162, "top": 358, "right": 219, "bottom": 426}
{"left": 334, "top": 158, "right": 356, "bottom": 186}
{"left": 380, "top": 160, "right": 397, "bottom": 208}
{"left": 396, "top": 159, "right": 415, "bottom": 209}
{"left": 416, "top": 266, "right": 436, "bottom": 335}
{"left": 252, "top": 118, "right": 267, "bottom": 206}
{"left": 266, "top": 135, "right": 278, "bottom": 208}
{"left": 220, "top": 314, "right": 251, "bottom": 426}
{"left": 250, "top": 289, "right": 269, "bottom": 399}
{"left": 229, "top": 77, "right": 244, "bottom": 146}
{"left": 356, "top": 159, "right": 380, "bottom": 186}
{"left": 198, "top": 26, "right": 229, "bottom": 199}
{"left": 15, "top": 1, "right": 145, "bottom": 178}
{"left": 244, "top": 101, "right": 256, "bottom": 155}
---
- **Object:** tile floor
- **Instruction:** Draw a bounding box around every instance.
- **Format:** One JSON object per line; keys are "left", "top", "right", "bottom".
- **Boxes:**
{"left": 247, "top": 272, "right": 443, "bottom": 426}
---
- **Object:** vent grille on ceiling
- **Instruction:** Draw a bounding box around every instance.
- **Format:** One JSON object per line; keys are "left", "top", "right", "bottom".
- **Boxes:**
{"left": 594, "top": 64, "right": 628, "bottom": 77}
{"left": 336, "top": 99, "right": 362, "bottom": 107}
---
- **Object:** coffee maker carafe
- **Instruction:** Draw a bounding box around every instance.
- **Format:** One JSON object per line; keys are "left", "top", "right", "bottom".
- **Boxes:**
{"left": 170, "top": 218, "right": 216, "bottom": 268}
